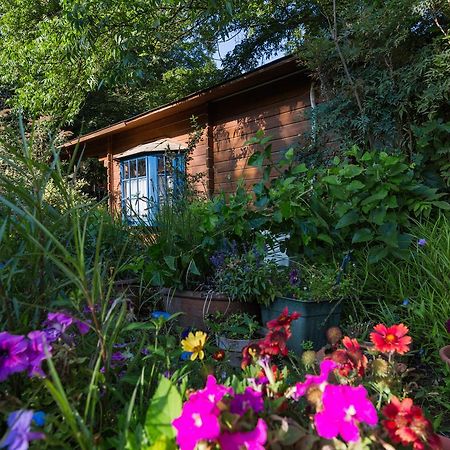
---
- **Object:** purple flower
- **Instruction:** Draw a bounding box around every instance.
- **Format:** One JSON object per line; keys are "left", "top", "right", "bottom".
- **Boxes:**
{"left": 446, "top": 319, "right": 450, "bottom": 334}
{"left": 417, "top": 238, "right": 427, "bottom": 247}
{"left": 218, "top": 418, "right": 267, "bottom": 450}
{"left": 230, "top": 387, "right": 264, "bottom": 415}
{"left": 42, "top": 312, "right": 89, "bottom": 342}
{"left": 0, "top": 333, "right": 28, "bottom": 382}
{"left": 210, "top": 251, "right": 226, "bottom": 269}
{"left": 314, "top": 384, "right": 378, "bottom": 443}
{"left": 0, "top": 410, "right": 45, "bottom": 450}
{"left": 289, "top": 269, "right": 300, "bottom": 286}
{"left": 26, "top": 331, "right": 51, "bottom": 378}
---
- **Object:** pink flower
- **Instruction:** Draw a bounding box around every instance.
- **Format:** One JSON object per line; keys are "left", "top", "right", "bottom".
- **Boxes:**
{"left": 26, "top": 331, "right": 51, "bottom": 378}
{"left": 42, "top": 312, "right": 89, "bottom": 342}
{"left": 292, "top": 359, "right": 337, "bottom": 400}
{"left": 219, "top": 418, "right": 267, "bottom": 450}
{"left": 314, "top": 384, "right": 378, "bottom": 443}
{"left": 173, "top": 395, "right": 221, "bottom": 450}
{"left": 0, "top": 332, "right": 28, "bottom": 382}
{"left": 230, "top": 387, "right": 264, "bottom": 415}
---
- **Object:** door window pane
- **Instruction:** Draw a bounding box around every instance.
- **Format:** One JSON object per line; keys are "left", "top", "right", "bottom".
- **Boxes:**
{"left": 138, "top": 158, "right": 146, "bottom": 177}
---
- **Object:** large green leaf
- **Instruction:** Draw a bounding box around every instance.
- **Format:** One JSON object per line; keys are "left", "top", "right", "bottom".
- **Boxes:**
{"left": 368, "top": 245, "right": 389, "bottom": 263}
{"left": 352, "top": 228, "right": 374, "bottom": 243}
{"left": 335, "top": 210, "right": 359, "bottom": 229}
{"left": 145, "top": 377, "right": 182, "bottom": 442}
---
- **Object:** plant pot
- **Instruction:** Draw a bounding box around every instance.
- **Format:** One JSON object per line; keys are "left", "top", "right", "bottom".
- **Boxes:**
{"left": 261, "top": 297, "right": 342, "bottom": 353}
{"left": 217, "top": 336, "right": 253, "bottom": 368}
{"left": 440, "top": 435, "right": 450, "bottom": 450}
{"left": 161, "top": 288, "right": 259, "bottom": 329}
{"left": 439, "top": 345, "right": 450, "bottom": 368}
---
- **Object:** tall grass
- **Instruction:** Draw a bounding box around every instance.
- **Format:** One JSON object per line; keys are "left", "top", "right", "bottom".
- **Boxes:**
{"left": 355, "top": 213, "right": 450, "bottom": 356}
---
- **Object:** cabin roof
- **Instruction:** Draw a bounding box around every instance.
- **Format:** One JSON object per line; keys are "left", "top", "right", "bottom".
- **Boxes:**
{"left": 62, "top": 55, "right": 304, "bottom": 150}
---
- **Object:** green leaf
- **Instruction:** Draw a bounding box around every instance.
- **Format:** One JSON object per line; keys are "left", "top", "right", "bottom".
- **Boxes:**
{"left": 322, "top": 175, "right": 340, "bottom": 185}
{"left": 335, "top": 210, "right": 359, "bottom": 229}
{"left": 188, "top": 259, "right": 201, "bottom": 276}
{"left": 291, "top": 163, "right": 307, "bottom": 174}
{"left": 360, "top": 189, "right": 388, "bottom": 206}
{"left": 248, "top": 151, "right": 265, "bottom": 167}
{"left": 352, "top": 228, "right": 373, "bottom": 243}
{"left": 317, "top": 233, "right": 333, "bottom": 245}
{"left": 145, "top": 377, "right": 182, "bottom": 442}
{"left": 368, "top": 245, "right": 389, "bottom": 263}
{"left": 284, "top": 147, "right": 294, "bottom": 161}
{"left": 164, "top": 256, "right": 176, "bottom": 271}
{"left": 368, "top": 206, "right": 387, "bottom": 225}
{"left": 346, "top": 180, "right": 365, "bottom": 192}
{"left": 432, "top": 201, "right": 450, "bottom": 210}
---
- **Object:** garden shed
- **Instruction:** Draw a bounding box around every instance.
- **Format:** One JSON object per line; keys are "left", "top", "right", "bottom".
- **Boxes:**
{"left": 63, "top": 56, "right": 313, "bottom": 223}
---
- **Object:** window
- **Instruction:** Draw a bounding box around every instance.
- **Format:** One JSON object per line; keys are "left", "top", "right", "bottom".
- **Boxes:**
{"left": 120, "top": 152, "right": 185, "bottom": 224}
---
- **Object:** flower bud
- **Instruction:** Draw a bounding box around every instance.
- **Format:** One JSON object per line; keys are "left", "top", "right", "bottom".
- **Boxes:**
{"left": 301, "top": 350, "right": 316, "bottom": 368}
{"left": 326, "top": 326, "right": 343, "bottom": 346}
{"left": 372, "top": 358, "right": 389, "bottom": 377}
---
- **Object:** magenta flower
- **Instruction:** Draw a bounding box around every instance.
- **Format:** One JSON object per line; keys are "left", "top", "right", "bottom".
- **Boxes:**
{"left": 26, "top": 331, "right": 51, "bottom": 378}
{"left": 218, "top": 418, "right": 267, "bottom": 450}
{"left": 230, "top": 387, "right": 264, "bottom": 416}
{"left": 189, "top": 375, "right": 233, "bottom": 413}
{"left": 172, "top": 395, "right": 220, "bottom": 450}
{"left": 0, "top": 409, "right": 45, "bottom": 450}
{"left": 314, "top": 384, "right": 378, "bottom": 443}
{"left": 0, "top": 332, "right": 28, "bottom": 382}
{"left": 292, "top": 359, "right": 337, "bottom": 400}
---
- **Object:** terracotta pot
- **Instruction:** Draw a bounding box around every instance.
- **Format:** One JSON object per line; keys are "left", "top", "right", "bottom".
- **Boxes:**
{"left": 161, "top": 288, "right": 259, "bottom": 329}
{"left": 439, "top": 345, "right": 450, "bottom": 368}
{"left": 440, "top": 435, "right": 450, "bottom": 450}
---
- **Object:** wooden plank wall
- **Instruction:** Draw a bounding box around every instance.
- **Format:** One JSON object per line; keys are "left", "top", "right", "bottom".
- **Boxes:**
{"left": 102, "top": 71, "right": 311, "bottom": 209}
{"left": 209, "top": 73, "right": 311, "bottom": 194}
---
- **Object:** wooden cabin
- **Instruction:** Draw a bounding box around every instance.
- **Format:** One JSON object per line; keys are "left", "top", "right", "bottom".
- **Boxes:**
{"left": 62, "top": 56, "right": 313, "bottom": 223}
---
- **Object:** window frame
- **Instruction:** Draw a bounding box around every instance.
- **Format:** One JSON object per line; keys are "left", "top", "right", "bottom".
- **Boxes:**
{"left": 119, "top": 151, "right": 185, "bottom": 225}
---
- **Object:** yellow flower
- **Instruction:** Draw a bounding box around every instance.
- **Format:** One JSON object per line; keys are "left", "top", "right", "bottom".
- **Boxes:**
{"left": 181, "top": 331, "right": 207, "bottom": 361}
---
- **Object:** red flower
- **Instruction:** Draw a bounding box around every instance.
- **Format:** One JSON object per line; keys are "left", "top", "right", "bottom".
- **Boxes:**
{"left": 382, "top": 397, "right": 441, "bottom": 450}
{"left": 266, "top": 307, "right": 300, "bottom": 331}
{"left": 370, "top": 323, "right": 411, "bottom": 354}
{"left": 212, "top": 350, "right": 225, "bottom": 361}
{"left": 260, "top": 328, "right": 289, "bottom": 357}
{"left": 329, "top": 336, "right": 368, "bottom": 377}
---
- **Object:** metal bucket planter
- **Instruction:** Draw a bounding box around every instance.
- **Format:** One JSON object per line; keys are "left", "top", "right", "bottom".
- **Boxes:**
{"left": 261, "top": 297, "right": 342, "bottom": 353}
{"left": 161, "top": 288, "right": 258, "bottom": 329}
{"left": 217, "top": 336, "right": 252, "bottom": 367}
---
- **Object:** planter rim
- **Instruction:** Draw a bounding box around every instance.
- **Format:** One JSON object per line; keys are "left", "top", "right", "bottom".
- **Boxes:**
{"left": 218, "top": 335, "right": 256, "bottom": 343}
{"left": 275, "top": 296, "right": 344, "bottom": 304}
{"left": 161, "top": 287, "right": 232, "bottom": 301}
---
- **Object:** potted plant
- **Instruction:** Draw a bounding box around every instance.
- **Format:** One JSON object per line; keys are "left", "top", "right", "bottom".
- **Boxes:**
{"left": 261, "top": 258, "right": 355, "bottom": 353}
{"left": 206, "top": 312, "right": 260, "bottom": 366}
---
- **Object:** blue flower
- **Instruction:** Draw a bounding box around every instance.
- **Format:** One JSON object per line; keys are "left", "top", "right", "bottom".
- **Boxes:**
{"left": 417, "top": 238, "right": 427, "bottom": 247}
{"left": 1, "top": 410, "right": 45, "bottom": 450}
{"left": 402, "top": 298, "right": 409, "bottom": 307}
{"left": 180, "top": 351, "right": 192, "bottom": 361}
{"left": 180, "top": 327, "right": 191, "bottom": 339}
{"left": 32, "top": 411, "right": 46, "bottom": 427}
{"left": 151, "top": 311, "right": 171, "bottom": 320}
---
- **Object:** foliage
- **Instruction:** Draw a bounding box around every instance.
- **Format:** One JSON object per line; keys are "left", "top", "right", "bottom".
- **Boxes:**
{"left": 280, "top": 260, "right": 356, "bottom": 302}
{"left": 249, "top": 133, "right": 449, "bottom": 262}
{"left": 0, "top": 0, "right": 232, "bottom": 124}
{"left": 211, "top": 248, "right": 282, "bottom": 305}
{"left": 206, "top": 312, "right": 260, "bottom": 340}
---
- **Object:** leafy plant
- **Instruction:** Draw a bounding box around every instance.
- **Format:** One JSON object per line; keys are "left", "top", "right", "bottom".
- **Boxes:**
{"left": 206, "top": 312, "right": 260, "bottom": 340}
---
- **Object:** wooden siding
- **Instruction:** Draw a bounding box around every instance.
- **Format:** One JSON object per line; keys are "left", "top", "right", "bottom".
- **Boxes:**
{"left": 85, "top": 67, "right": 311, "bottom": 209}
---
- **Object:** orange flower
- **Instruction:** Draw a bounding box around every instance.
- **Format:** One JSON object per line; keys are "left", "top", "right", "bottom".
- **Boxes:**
{"left": 370, "top": 323, "right": 411, "bottom": 354}
{"left": 382, "top": 396, "right": 441, "bottom": 449}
